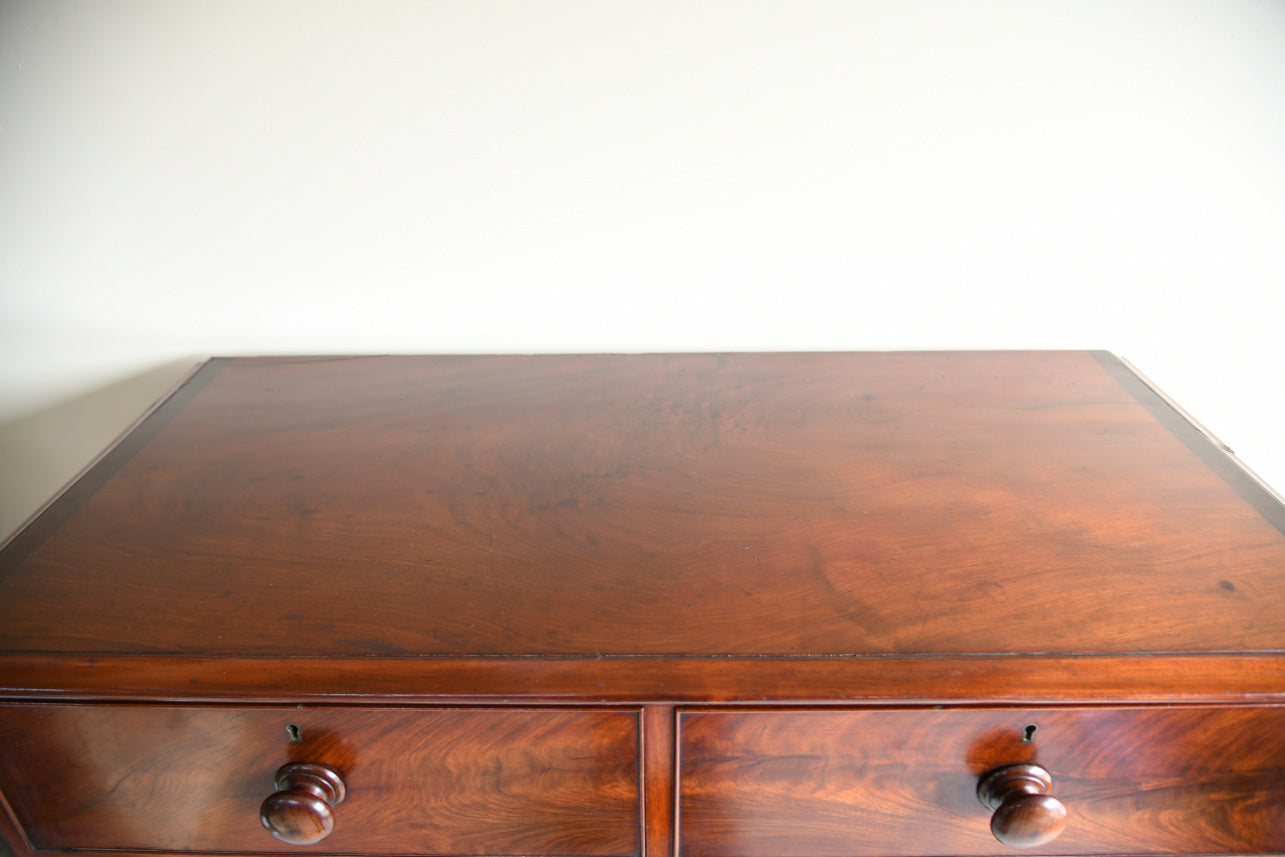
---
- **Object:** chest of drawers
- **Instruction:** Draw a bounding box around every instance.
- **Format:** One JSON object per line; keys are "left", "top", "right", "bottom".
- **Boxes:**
{"left": 0, "top": 351, "right": 1282, "bottom": 857}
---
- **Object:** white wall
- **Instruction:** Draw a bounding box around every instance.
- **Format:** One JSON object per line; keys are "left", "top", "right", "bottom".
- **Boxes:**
{"left": 2, "top": 1, "right": 1283, "bottom": 533}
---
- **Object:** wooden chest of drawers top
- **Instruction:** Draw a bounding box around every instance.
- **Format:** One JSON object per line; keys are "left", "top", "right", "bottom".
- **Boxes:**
{"left": 1, "top": 351, "right": 1284, "bottom": 857}
{"left": 1, "top": 351, "right": 1283, "bottom": 702}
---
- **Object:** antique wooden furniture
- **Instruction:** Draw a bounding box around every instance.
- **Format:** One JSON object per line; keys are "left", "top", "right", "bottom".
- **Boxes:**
{"left": 0, "top": 351, "right": 1282, "bottom": 857}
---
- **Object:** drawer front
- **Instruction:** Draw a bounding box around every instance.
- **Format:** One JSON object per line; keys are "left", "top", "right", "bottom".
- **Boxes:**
{"left": 678, "top": 706, "right": 1285, "bottom": 856}
{"left": 0, "top": 704, "right": 639, "bottom": 856}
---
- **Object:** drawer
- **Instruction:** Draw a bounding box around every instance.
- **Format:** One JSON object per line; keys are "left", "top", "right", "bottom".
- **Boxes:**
{"left": 678, "top": 706, "right": 1285, "bottom": 856}
{"left": 0, "top": 704, "right": 640, "bottom": 857}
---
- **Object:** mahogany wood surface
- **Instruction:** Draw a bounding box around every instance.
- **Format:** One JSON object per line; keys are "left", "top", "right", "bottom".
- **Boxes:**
{"left": 976, "top": 764, "right": 1067, "bottom": 848}
{"left": 677, "top": 706, "right": 1285, "bottom": 856}
{"left": 259, "top": 763, "right": 347, "bottom": 845}
{"left": 0, "top": 352, "right": 1283, "bottom": 857}
{"left": 1, "top": 352, "right": 1283, "bottom": 666}
{"left": 0, "top": 704, "right": 640, "bottom": 856}
{"left": 2, "top": 653, "right": 1284, "bottom": 704}
{"left": 642, "top": 706, "right": 677, "bottom": 857}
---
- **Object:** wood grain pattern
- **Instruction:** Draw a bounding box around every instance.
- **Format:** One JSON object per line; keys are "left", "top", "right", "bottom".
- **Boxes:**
{"left": 0, "top": 704, "right": 640, "bottom": 856}
{"left": 0, "top": 353, "right": 1283, "bottom": 661}
{"left": 678, "top": 706, "right": 1285, "bottom": 856}
{"left": 1, "top": 352, "right": 1283, "bottom": 857}
{"left": 642, "top": 706, "right": 676, "bottom": 857}
{"left": 977, "top": 764, "right": 1067, "bottom": 848}
{"left": 3, "top": 653, "right": 1284, "bottom": 704}
{"left": 259, "top": 763, "right": 347, "bottom": 845}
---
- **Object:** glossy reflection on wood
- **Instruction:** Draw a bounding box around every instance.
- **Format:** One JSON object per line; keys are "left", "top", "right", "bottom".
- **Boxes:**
{"left": 0, "top": 705, "right": 640, "bottom": 856}
{"left": 642, "top": 705, "right": 677, "bottom": 857}
{"left": 977, "top": 764, "right": 1066, "bottom": 848}
{"left": 2, "top": 353, "right": 1283, "bottom": 661}
{"left": 677, "top": 706, "right": 1285, "bottom": 857}
{"left": 259, "top": 763, "right": 347, "bottom": 845}
{"left": 3, "top": 652, "right": 1283, "bottom": 703}
{"left": 1, "top": 352, "right": 1283, "bottom": 857}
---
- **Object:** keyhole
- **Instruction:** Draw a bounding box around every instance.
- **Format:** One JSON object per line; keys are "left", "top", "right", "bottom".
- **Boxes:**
{"left": 286, "top": 723, "right": 303, "bottom": 743}
{"left": 1022, "top": 723, "right": 1039, "bottom": 743}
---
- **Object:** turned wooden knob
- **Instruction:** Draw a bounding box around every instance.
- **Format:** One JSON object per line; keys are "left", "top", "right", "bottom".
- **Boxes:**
{"left": 977, "top": 763, "right": 1067, "bottom": 848}
{"left": 260, "top": 762, "right": 346, "bottom": 845}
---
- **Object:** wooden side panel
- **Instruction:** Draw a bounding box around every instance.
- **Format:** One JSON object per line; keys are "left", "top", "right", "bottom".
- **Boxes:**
{"left": 678, "top": 706, "right": 1285, "bottom": 856}
{"left": 0, "top": 704, "right": 639, "bottom": 857}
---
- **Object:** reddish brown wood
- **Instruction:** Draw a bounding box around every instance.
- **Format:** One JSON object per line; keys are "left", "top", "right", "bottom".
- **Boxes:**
{"left": 0, "top": 360, "right": 207, "bottom": 558}
{"left": 0, "top": 352, "right": 1282, "bottom": 857}
{"left": 2, "top": 653, "right": 1284, "bottom": 704}
{"left": 0, "top": 704, "right": 640, "bottom": 856}
{"left": 0, "top": 785, "right": 34, "bottom": 856}
{"left": 977, "top": 764, "right": 1066, "bottom": 848}
{"left": 642, "top": 706, "right": 677, "bottom": 857}
{"left": 260, "top": 763, "right": 347, "bottom": 845}
{"left": 1, "top": 353, "right": 1283, "bottom": 662}
{"left": 678, "top": 706, "right": 1285, "bottom": 856}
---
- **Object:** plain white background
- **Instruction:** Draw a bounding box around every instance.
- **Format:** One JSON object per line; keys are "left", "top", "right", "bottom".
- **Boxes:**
{"left": 1, "top": 1, "right": 1283, "bottom": 535}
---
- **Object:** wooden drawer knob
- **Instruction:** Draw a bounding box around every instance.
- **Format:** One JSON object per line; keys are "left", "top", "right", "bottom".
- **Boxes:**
{"left": 977, "top": 763, "right": 1067, "bottom": 848}
{"left": 260, "top": 762, "right": 347, "bottom": 845}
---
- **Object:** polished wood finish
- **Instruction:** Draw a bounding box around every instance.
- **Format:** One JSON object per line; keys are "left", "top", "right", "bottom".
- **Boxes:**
{"left": 977, "top": 764, "right": 1066, "bottom": 848}
{"left": 3, "top": 652, "right": 1284, "bottom": 704}
{"left": 2, "top": 353, "right": 1283, "bottom": 662}
{"left": 260, "top": 763, "right": 347, "bottom": 845}
{"left": 0, "top": 352, "right": 1282, "bottom": 857}
{"left": 642, "top": 706, "right": 677, "bottom": 857}
{"left": 677, "top": 706, "right": 1285, "bottom": 856}
{"left": 0, "top": 705, "right": 639, "bottom": 856}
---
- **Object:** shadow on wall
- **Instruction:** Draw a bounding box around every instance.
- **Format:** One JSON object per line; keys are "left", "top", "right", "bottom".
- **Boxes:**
{"left": 0, "top": 359, "right": 204, "bottom": 542}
